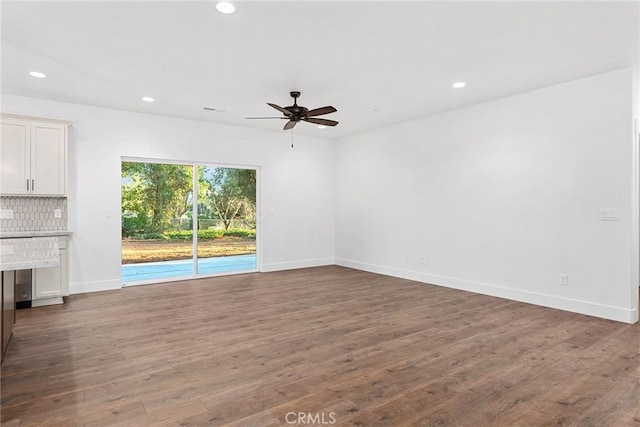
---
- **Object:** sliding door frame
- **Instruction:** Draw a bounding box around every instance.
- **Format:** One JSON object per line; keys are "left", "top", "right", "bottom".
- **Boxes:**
{"left": 121, "top": 156, "right": 261, "bottom": 286}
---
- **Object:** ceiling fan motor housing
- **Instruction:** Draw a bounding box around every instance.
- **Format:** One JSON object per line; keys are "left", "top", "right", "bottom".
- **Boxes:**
{"left": 286, "top": 91, "right": 306, "bottom": 120}
{"left": 285, "top": 106, "right": 308, "bottom": 121}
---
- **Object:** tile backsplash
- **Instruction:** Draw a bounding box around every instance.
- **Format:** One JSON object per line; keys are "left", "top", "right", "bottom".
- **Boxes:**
{"left": 0, "top": 197, "right": 68, "bottom": 232}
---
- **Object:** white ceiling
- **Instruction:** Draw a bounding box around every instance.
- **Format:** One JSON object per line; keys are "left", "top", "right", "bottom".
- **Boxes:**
{"left": 1, "top": 1, "right": 638, "bottom": 139}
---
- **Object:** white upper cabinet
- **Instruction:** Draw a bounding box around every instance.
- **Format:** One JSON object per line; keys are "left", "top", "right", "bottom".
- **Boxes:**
{"left": 30, "top": 122, "right": 66, "bottom": 195}
{"left": 0, "top": 114, "right": 70, "bottom": 196}
{"left": 0, "top": 119, "right": 30, "bottom": 194}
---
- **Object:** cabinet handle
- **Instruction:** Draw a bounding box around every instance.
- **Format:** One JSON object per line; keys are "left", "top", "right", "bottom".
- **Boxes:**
{"left": 32, "top": 179, "right": 34, "bottom": 192}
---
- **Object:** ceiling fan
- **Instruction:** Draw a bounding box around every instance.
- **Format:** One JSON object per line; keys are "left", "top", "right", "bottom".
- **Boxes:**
{"left": 246, "top": 91, "right": 338, "bottom": 130}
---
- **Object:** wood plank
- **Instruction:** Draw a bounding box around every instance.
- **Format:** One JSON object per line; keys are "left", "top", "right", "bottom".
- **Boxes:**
{"left": 1, "top": 265, "right": 638, "bottom": 426}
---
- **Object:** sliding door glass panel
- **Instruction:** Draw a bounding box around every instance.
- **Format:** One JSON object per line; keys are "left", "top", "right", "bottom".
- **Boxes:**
{"left": 121, "top": 162, "right": 194, "bottom": 284}
{"left": 196, "top": 166, "right": 257, "bottom": 275}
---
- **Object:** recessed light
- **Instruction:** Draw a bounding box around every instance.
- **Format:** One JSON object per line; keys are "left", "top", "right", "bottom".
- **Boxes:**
{"left": 216, "top": 2, "right": 235, "bottom": 14}
{"left": 141, "top": 97, "right": 155, "bottom": 103}
{"left": 317, "top": 125, "right": 327, "bottom": 129}
{"left": 29, "top": 71, "right": 46, "bottom": 79}
{"left": 452, "top": 82, "right": 466, "bottom": 89}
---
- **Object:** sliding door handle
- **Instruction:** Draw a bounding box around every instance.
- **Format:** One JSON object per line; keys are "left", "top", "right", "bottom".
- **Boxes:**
{"left": 27, "top": 179, "right": 29, "bottom": 191}
{"left": 31, "top": 179, "right": 34, "bottom": 192}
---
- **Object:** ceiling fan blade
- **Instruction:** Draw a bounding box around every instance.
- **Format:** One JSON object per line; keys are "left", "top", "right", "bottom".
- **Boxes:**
{"left": 267, "top": 103, "right": 293, "bottom": 117}
{"left": 304, "top": 117, "right": 339, "bottom": 127}
{"left": 245, "top": 117, "right": 286, "bottom": 119}
{"left": 306, "top": 106, "right": 337, "bottom": 117}
{"left": 283, "top": 120, "right": 297, "bottom": 130}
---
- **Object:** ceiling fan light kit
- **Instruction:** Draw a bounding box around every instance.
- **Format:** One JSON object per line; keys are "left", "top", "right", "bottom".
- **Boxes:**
{"left": 247, "top": 91, "right": 339, "bottom": 130}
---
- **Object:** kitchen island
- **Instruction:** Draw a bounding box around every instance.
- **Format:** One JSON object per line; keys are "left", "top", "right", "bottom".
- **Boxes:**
{"left": 1, "top": 236, "right": 60, "bottom": 362}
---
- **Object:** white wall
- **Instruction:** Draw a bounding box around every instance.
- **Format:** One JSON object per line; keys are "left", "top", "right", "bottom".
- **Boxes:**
{"left": 3, "top": 68, "right": 637, "bottom": 323}
{"left": 1, "top": 95, "right": 336, "bottom": 293}
{"left": 335, "top": 68, "right": 638, "bottom": 323}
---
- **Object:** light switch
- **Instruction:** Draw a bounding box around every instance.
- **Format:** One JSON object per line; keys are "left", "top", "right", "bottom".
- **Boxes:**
{"left": 599, "top": 209, "right": 619, "bottom": 221}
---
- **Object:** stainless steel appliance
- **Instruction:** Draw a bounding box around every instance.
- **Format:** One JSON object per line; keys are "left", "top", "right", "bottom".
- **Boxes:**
{"left": 15, "top": 269, "right": 32, "bottom": 309}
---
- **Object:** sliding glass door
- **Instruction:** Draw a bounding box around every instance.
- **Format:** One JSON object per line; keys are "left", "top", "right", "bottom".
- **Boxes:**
{"left": 121, "top": 160, "right": 257, "bottom": 285}
{"left": 196, "top": 166, "right": 257, "bottom": 275}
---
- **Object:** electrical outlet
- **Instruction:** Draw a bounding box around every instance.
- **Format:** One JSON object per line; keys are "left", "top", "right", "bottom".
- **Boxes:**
{"left": 560, "top": 274, "right": 569, "bottom": 285}
{"left": 54, "top": 209, "right": 62, "bottom": 219}
{"left": 278, "top": 246, "right": 284, "bottom": 254}
{"left": 0, "top": 209, "right": 13, "bottom": 219}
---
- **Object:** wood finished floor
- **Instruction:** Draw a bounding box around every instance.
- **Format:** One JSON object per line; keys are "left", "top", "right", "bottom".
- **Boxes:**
{"left": 1, "top": 265, "right": 639, "bottom": 426}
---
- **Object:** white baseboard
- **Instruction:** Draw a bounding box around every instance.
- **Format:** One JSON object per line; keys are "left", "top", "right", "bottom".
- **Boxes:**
{"left": 70, "top": 259, "right": 335, "bottom": 294}
{"left": 70, "top": 279, "right": 122, "bottom": 295}
{"left": 262, "top": 258, "right": 335, "bottom": 273}
{"left": 336, "top": 258, "right": 637, "bottom": 324}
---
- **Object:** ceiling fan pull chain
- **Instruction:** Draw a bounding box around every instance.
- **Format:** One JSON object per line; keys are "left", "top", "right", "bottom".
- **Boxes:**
{"left": 291, "top": 129, "right": 294, "bottom": 149}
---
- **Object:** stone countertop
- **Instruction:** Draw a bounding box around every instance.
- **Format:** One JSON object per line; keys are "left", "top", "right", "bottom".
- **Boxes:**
{"left": 0, "top": 237, "right": 60, "bottom": 271}
{"left": 0, "top": 230, "right": 72, "bottom": 239}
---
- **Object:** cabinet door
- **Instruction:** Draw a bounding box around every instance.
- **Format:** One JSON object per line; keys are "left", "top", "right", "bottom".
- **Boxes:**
{"left": 34, "top": 263, "right": 62, "bottom": 299}
{"left": 33, "top": 238, "right": 69, "bottom": 302}
{"left": 0, "top": 119, "right": 30, "bottom": 195}
{"left": 31, "top": 123, "right": 66, "bottom": 196}
{"left": 34, "top": 248, "right": 67, "bottom": 299}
